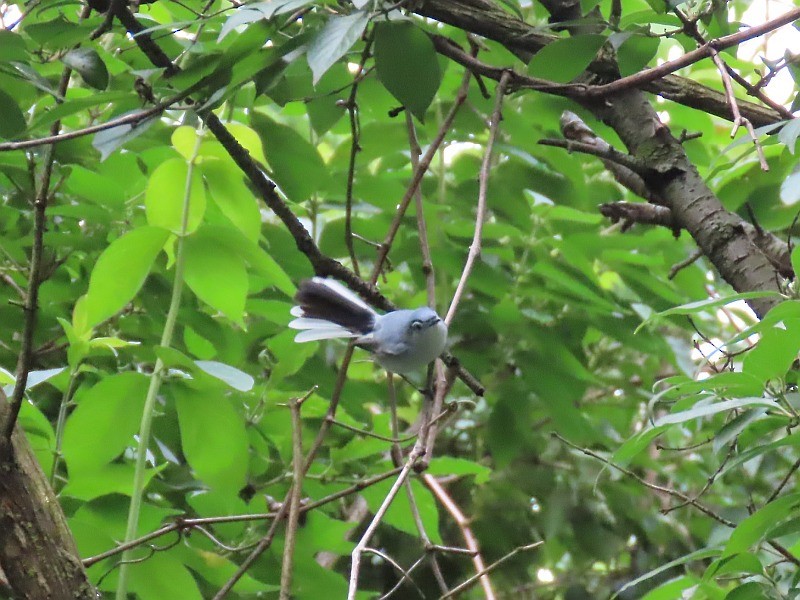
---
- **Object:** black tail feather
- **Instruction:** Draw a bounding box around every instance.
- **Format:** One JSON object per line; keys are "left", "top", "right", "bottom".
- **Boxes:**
{"left": 295, "top": 279, "right": 375, "bottom": 334}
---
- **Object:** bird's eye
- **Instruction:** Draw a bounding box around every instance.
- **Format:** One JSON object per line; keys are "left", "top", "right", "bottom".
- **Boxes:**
{"left": 410, "top": 320, "right": 423, "bottom": 331}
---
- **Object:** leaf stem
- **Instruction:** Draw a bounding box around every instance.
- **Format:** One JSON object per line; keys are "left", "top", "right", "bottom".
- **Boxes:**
{"left": 50, "top": 369, "right": 80, "bottom": 487}
{"left": 115, "top": 131, "right": 203, "bottom": 600}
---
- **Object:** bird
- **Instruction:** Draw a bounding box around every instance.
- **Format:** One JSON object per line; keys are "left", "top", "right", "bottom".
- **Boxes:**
{"left": 288, "top": 277, "right": 448, "bottom": 375}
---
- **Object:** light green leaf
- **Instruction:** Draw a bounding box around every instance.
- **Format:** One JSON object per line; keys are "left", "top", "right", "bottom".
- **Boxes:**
{"left": 174, "top": 387, "right": 249, "bottom": 493}
{"left": 146, "top": 158, "right": 206, "bottom": 235}
{"left": 62, "top": 372, "right": 149, "bottom": 472}
{"left": 81, "top": 226, "right": 170, "bottom": 330}
{"left": 183, "top": 230, "right": 248, "bottom": 325}
{"left": 202, "top": 160, "right": 261, "bottom": 241}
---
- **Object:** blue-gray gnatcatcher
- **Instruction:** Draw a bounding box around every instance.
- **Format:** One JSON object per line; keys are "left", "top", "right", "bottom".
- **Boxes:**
{"left": 289, "top": 278, "right": 448, "bottom": 375}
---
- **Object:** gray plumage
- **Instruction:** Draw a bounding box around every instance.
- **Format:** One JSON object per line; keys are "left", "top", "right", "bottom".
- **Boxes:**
{"left": 289, "top": 278, "right": 448, "bottom": 374}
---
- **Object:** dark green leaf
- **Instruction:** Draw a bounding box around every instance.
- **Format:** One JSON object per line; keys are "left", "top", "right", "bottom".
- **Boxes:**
{"left": 61, "top": 48, "right": 109, "bottom": 90}
{"left": 0, "top": 88, "right": 26, "bottom": 139}
{"left": 374, "top": 21, "right": 442, "bottom": 122}
{"left": 307, "top": 11, "right": 370, "bottom": 84}
{"left": 528, "top": 34, "right": 607, "bottom": 82}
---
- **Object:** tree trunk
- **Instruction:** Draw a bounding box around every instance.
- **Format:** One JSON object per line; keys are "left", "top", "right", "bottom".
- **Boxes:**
{"left": 0, "top": 394, "right": 95, "bottom": 600}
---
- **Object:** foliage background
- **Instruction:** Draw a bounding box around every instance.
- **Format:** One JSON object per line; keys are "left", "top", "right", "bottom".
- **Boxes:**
{"left": 1, "top": 0, "right": 800, "bottom": 599}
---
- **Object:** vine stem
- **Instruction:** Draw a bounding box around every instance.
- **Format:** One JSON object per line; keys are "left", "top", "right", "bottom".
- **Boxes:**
{"left": 115, "top": 132, "right": 203, "bottom": 600}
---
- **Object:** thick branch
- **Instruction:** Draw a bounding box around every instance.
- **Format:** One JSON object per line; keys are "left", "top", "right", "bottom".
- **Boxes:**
{"left": 0, "top": 394, "right": 94, "bottom": 599}
{"left": 425, "top": 1, "right": 786, "bottom": 316}
{"left": 111, "top": 3, "right": 484, "bottom": 396}
{"left": 418, "top": 0, "right": 790, "bottom": 127}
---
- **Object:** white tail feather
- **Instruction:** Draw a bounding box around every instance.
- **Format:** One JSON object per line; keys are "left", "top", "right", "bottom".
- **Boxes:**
{"left": 290, "top": 306, "right": 304, "bottom": 317}
{"left": 289, "top": 317, "right": 344, "bottom": 330}
{"left": 309, "top": 277, "right": 376, "bottom": 315}
{"left": 294, "top": 328, "right": 359, "bottom": 342}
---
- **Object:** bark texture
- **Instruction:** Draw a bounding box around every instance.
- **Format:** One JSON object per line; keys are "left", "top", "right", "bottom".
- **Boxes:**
{"left": 0, "top": 397, "right": 94, "bottom": 600}
{"left": 417, "top": 0, "right": 786, "bottom": 316}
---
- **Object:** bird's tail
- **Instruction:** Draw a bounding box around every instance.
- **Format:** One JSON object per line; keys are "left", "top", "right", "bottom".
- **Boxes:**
{"left": 289, "top": 278, "right": 377, "bottom": 342}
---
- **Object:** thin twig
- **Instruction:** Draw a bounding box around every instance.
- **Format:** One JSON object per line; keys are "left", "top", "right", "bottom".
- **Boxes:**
{"left": 553, "top": 432, "right": 800, "bottom": 567}
{"left": 379, "top": 555, "right": 427, "bottom": 600}
{"left": 279, "top": 395, "right": 306, "bottom": 600}
{"left": 446, "top": 70, "right": 511, "bottom": 325}
{"left": 83, "top": 464, "right": 405, "bottom": 568}
{"left": 405, "top": 112, "right": 436, "bottom": 305}
{"left": 348, "top": 443, "right": 425, "bottom": 599}
{"left": 767, "top": 457, "right": 800, "bottom": 503}
{"left": 674, "top": 8, "right": 793, "bottom": 121}
{"left": 537, "top": 139, "right": 651, "bottom": 178}
{"left": 554, "top": 432, "right": 735, "bottom": 526}
{"left": 213, "top": 351, "right": 356, "bottom": 598}
{"left": 344, "top": 34, "right": 374, "bottom": 277}
{"left": 425, "top": 474, "right": 495, "bottom": 599}
{"left": 369, "top": 68, "right": 473, "bottom": 285}
{"left": 388, "top": 375, "right": 450, "bottom": 595}
{"left": 0, "top": 91, "right": 191, "bottom": 152}
{"left": 363, "top": 547, "right": 425, "bottom": 599}
{"left": 439, "top": 542, "right": 543, "bottom": 599}
{"left": 663, "top": 438, "right": 737, "bottom": 513}
{"left": 1, "top": 61, "right": 75, "bottom": 441}
{"left": 669, "top": 249, "right": 704, "bottom": 279}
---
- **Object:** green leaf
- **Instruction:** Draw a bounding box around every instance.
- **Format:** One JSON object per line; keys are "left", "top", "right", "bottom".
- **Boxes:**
{"left": 613, "top": 547, "right": 719, "bottom": 598}
{"left": 174, "top": 387, "right": 249, "bottom": 493}
{"left": 635, "top": 291, "right": 782, "bottom": 332}
{"left": 792, "top": 245, "right": 800, "bottom": 279}
{"left": 426, "top": 456, "right": 491, "bottom": 484}
{"left": 61, "top": 463, "right": 164, "bottom": 500}
{"left": 183, "top": 229, "right": 248, "bottom": 325}
{"left": 0, "top": 31, "right": 28, "bottom": 62}
{"left": 92, "top": 110, "right": 159, "bottom": 161}
{"left": 528, "top": 34, "right": 607, "bottom": 83}
{"left": 202, "top": 160, "right": 261, "bottom": 241}
{"left": 1, "top": 367, "right": 66, "bottom": 397}
{"left": 722, "top": 493, "right": 800, "bottom": 556}
{"left": 778, "top": 117, "right": 800, "bottom": 154}
{"left": 374, "top": 21, "right": 443, "bottom": 122}
{"left": 250, "top": 112, "right": 330, "bottom": 202}
{"left": 723, "top": 582, "right": 770, "bottom": 600}
{"left": 82, "top": 226, "right": 170, "bottom": 330}
{"left": 25, "top": 16, "right": 99, "bottom": 50}
{"left": 195, "top": 360, "right": 254, "bottom": 392}
{"left": 307, "top": 11, "right": 370, "bottom": 84}
{"left": 611, "top": 31, "right": 660, "bottom": 76}
{"left": 62, "top": 372, "right": 149, "bottom": 473}
{"left": 361, "top": 477, "right": 442, "bottom": 543}
{"left": 61, "top": 48, "right": 109, "bottom": 90}
{"left": 655, "top": 397, "right": 779, "bottom": 427}
{"left": 145, "top": 158, "right": 206, "bottom": 235}
{"left": 129, "top": 552, "right": 203, "bottom": 600}
{"left": 743, "top": 318, "right": 800, "bottom": 382}
{"left": 0, "top": 88, "right": 26, "bottom": 139}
